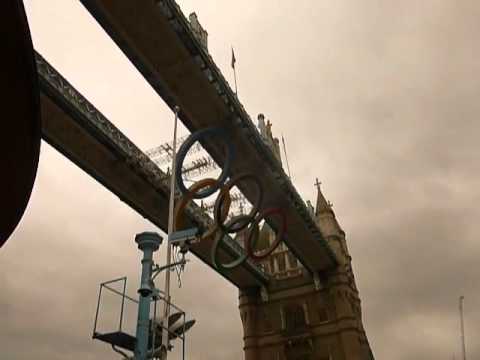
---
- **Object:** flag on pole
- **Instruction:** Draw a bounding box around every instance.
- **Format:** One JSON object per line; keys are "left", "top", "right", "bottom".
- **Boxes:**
{"left": 231, "top": 47, "right": 236, "bottom": 69}
{"left": 231, "top": 46, "right": 238, "bottom": 95}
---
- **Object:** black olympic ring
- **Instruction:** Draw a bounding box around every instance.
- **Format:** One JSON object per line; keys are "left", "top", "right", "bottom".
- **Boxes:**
{"left": 213, "top": 173, "right": 263, "bottom": 234}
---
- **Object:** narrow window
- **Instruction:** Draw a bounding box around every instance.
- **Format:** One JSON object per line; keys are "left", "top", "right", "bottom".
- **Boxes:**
{"left": 318, "top": 307, "right": 328, "bottom": 322}
{"left": 278, "top": 254, "right": 286, "bottom": 272}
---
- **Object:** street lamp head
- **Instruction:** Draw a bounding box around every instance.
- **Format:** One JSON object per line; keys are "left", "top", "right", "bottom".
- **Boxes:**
{"left": 135, "top": 231, "right": 163, "bottom": 251}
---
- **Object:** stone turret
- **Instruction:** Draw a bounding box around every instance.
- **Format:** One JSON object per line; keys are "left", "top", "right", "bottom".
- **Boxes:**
{"left": 257, "top": 113, "right": 267, "bottom": 139}
{"left": 238, "top": 178, "right": 373, "bottom": 360}
{"left": 254, "top": 115, "right": 303, "bottom": 280}
{"left": 314, "top": 179, "right": 349, "bottom": 265}
{"left": 239, "top": 114, "right": 373, "bottom": 359}
{"left": 314, "top": 181, "right": 370, "bottom": 358}
{"left": 188, "top": 12, "right": 208, "bottom": 51}
{"left": 257, "top": 114, "right": 282, "bottom": 164}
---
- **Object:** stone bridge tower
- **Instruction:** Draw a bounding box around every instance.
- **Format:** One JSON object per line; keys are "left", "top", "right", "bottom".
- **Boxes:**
{"left": 238, "top": 116, "right": 374, "bottom": 360}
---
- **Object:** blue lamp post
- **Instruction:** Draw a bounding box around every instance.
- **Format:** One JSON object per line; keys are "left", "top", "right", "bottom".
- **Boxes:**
{"left": 134, "top": 231, "right": 163, "bottom": 360}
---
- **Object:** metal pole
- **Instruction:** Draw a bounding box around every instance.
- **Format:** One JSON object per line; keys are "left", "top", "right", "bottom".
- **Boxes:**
{"left": 182, "top": 311, "right": 186, "bottom": 360}
{"left": 92, "top": 284, "right": 103, "bottom": 337}
{"left": 231, "top": 46, "right": 238, "bottom": 96}
{"left": 134, "top": 232, "right": 162, "bottom": 360}
{"left": 152, "top": 296, "right": 158, "bottom": 360}
{"left": 233, "top": 66, "right": 238, "bottom": 96}
{"left": 459, "top": 295, "right": 466, "bottom": 360}
{"left": 119, "top": 277, "right": 127, "bottom": 331}
{"left": 162, "top": 106, "right": 180, "bottom": 359}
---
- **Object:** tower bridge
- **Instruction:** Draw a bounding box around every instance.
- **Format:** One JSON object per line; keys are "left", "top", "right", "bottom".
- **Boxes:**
{"left": 34, "top": 1, "right": 374, "bottom": 358}
{"left": 78, "top": 0, "right": 339, "bottom": 274}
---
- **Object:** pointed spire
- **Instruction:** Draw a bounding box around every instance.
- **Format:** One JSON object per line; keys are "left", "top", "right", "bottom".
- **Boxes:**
{"left": 315, "top": 178, "right": 332, "bottom": 215}
{"left": 306, "top": 200, "right": 315, "bottom": 217}
{"left": 257, "top": 113, "right": 266, "bottom": 138}
{"left": 258, "top": 115, "right": 282, "bottom": 164}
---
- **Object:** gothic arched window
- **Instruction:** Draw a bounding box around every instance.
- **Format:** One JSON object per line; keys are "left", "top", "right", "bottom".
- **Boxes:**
{"left": 285, "top": 304, "right": 306, "bottom": 333}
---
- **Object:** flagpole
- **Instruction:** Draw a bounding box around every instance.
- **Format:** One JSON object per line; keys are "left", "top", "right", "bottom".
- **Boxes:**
{"left": 459, "top": 295, "right": 466, "bottom": 360}
{"left": 161, "top": 105, "right": 180, "bottom": 360}
{"left": 233, "top": 66, "right": 238, "bottom": 96}
{"left": 231, "top": 46, "right": 238, "bottom": 96}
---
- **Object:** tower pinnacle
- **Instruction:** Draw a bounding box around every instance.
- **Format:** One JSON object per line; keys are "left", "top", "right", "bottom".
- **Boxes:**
{"left": 257, "top": 114, "right": 282, "bottom": 164}
{"left": 314, "top": 178, "right": 332, "bottom": 215}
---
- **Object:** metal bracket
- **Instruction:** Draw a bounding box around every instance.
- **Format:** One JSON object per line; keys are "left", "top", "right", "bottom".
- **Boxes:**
{"left": 260, "top": 286, "right": 269, "bottom": 302}
{"left": 169, "top": 227, "right": 201, "bottom": 255}
{"left": 169, "top": 227, "right": 200, "bottom": 244}
{"left": 151, "top": 258, "right": 188, "bottom": 280}
{"left": 313, "top": 272, "right": 323, "bottom": 291}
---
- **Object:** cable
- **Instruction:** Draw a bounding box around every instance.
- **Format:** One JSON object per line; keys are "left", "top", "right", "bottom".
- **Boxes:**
{"left": 111, "top": 345, "right": 129, "bottom": 359}
{"left": 172, "top": 245, "right": 183, "bottom": 288}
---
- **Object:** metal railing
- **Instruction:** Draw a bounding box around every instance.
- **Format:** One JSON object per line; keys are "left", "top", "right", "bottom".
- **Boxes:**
{"left": 92, "top": 277, "right": 188, "bottom": 359}
{"left": 93, "top": 277, "right": 136, "bottom": 337}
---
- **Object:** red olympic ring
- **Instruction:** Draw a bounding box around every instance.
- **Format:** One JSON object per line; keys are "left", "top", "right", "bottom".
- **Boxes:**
{"left": 246, "top": 207, "right": 287, "bottom": 261}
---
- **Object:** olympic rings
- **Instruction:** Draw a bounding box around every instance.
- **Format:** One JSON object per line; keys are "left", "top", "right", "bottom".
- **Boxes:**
{"left": 175, "top": 127, "right": 234, "bottom": 199}
{"left": 174, "top": 127, "right": 288, "bottom": 271}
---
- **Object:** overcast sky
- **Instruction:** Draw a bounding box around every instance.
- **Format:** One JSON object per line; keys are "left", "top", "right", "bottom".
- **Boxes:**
{"left": 1, "top": 1, "right": 479, "bottom": 359}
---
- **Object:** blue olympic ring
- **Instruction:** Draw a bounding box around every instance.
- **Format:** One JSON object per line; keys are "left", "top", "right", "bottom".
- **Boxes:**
{"left": 175, "top": 127, "right": 234, "bottom": 199}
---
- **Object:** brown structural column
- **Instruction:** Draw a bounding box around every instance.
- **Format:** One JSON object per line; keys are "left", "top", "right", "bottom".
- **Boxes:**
{"left": 239, "top": 276, "right": 372, "bottom": 360}
{"left": 239, "top": 289, "right": 259, "bottom": 360}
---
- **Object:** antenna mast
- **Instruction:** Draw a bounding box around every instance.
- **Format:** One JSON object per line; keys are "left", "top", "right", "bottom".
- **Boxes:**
{"left": 281, "top": 135, "right": 292, "bottom": 179}
{"left": 459, "top": 296, "right": 466, "bottom": 360}
{"left": 146, "top": 131, "right": 250, "bottom": 219}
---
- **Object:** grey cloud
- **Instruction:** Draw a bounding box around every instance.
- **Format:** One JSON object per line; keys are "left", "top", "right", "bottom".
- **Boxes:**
{"left": 2, "top": 1, "right": 479, "bottom": 359}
